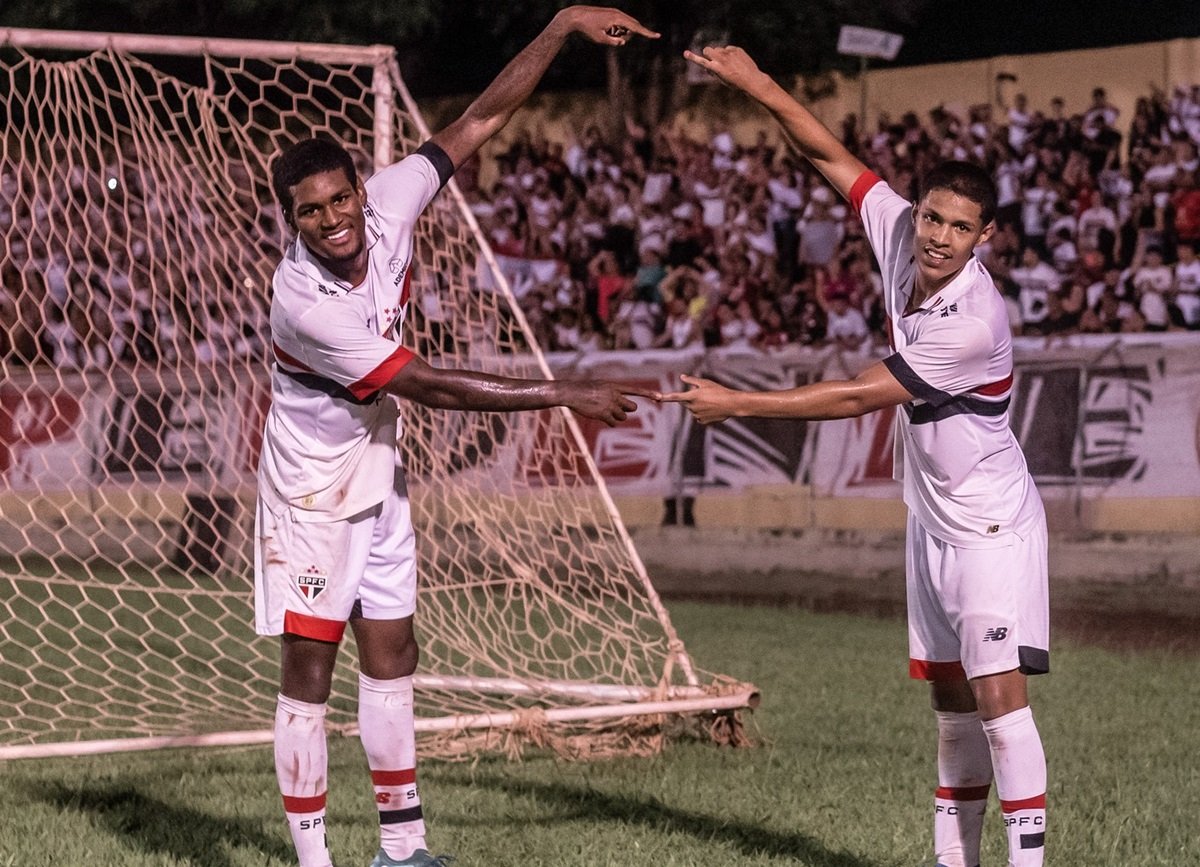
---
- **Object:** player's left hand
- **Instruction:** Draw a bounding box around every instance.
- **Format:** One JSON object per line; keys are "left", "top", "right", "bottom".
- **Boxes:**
{"left": 557, "top": 6, "right": 660, "bottom": 46}
{"left": 566, "top": 382, "right": 657, "bottom": 426}
{"left": 658, "top": 374, "right": 735, "bottom": 425}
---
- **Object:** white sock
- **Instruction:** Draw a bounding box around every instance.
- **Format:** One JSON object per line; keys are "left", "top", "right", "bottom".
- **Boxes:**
{"left": 359, "top": 674, "right": 426, "bottom": 860}
{"left": 933, "top": 710, "right": 992, "bottom": 867}
{"left": 982, "top": 706, "right": 1046, "bottom": 867}
{"left": 274, "top": 693, "right": 333, "bottom": 867}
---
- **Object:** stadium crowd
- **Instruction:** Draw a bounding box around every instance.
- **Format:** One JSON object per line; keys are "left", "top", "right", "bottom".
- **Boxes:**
{"left": 466, "top": 81, "right": 1200, "bottom": 355}
{"left": 4, "top": 82, "right": 1200, "bottom": 371}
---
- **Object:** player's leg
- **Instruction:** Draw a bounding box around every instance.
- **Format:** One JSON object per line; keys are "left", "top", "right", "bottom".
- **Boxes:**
{"left": 353, "top": 478, "right": 443, "bottom": 866}
{"left": 907, "top": 515, "right": 991, "bottom": 867}
{"left": 952, "top": 528, "right": 1049, "bottom": 867}
{"left": 256, "top": 493, "right": 377, "bottom": 867}
{"left": 276, "top": 636, "right": 341, "bottom": 867}
{"left": 928, "top": 678, "right": 992, "bottom": 867}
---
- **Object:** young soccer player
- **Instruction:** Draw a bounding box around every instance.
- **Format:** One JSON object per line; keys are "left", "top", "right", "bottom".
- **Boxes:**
{"left": 257, "top": 9, "right": 658, "bottom": 866}
{"left": 662, "top": 46, "right": 1049, "bottom": 867}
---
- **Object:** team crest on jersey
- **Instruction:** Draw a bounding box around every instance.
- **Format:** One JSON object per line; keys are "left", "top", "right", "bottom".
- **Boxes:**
{"left": 297, "top": 565, "right": 328, "bottom": 599}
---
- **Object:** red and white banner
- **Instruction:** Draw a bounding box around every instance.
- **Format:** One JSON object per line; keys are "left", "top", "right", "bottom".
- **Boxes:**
{"left": 4, "top": 335, "right": 1199, "bottom": 504}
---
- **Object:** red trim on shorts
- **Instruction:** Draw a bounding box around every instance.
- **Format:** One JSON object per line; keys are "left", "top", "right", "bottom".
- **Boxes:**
{"left": 1001, "top": 793, "right": 1046, "bottom": 813}
{"left": 348, "top": 345, "right": 414, "bottom": 400}
{"left": 282, "top": 792, "right": 327, "bottom": 813}
{"left": 284, "top": 610, "right": 347, "bottom": 643}
{"left": 973, "top": 372, "right": 1014, "bottom": 396}
{"left": 936, "top": 784, "right": 992, "bottom": 801}
{"left": 909, "top": 658, "right": 966, "bottom": 681}
{"left": 372, "top": 768, "right": 417, "bottom": 786}
{"left": 849, "top": 170, "right": 883, "bottom": 216}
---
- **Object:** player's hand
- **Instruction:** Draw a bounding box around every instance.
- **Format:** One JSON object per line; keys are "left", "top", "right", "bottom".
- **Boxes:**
{"left": 565, "top": 382, "right": 657, "bottom": 426}
{"left": 658, "top": 374, "right": 736, "bottom": 425}
{"left": 683, "top": 45, "right": 770, "bottom": 96}
{"left": 556, "top": 6, "right": 660, "bottom": 46}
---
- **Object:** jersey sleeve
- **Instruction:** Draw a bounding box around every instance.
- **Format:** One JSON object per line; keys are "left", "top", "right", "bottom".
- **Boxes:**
{"left": 363, "top": 142, "right": 453, "bottom": 227}
{"left": 283, "top": 302, "right": 414, "bottom": 401}
{"left": 882, "top": 316, "right": 994, "bottom": 406}
{"left": 851, "top": 171, "right": 913, "bottom": 263}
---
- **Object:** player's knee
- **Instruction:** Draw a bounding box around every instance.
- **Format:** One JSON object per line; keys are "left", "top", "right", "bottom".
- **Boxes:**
{"left": 280, "top": 644, "right": 339, "bottom": 703}
{"left": 360, "top": 632, "right": 419, "bottom": 679}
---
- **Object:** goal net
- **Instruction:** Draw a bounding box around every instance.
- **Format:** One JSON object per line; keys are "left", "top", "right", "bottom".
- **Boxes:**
{"left": 0, "top": 29, "right": 756, "bottom": 760}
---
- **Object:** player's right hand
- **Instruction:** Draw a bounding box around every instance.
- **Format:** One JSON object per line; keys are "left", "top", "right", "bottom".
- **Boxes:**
{"left": 658, "top": 374, "right": 736, "bottom": 425}
{"left": 683, "top": 45, "right": 769, "bottom": 95}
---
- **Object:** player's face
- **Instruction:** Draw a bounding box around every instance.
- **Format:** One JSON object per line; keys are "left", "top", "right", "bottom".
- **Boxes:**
{"left": 911, "top": 189, "right": 994, "bottom": 292}
{"left": 287, "top": 168, "right": 368, "bottom": 275}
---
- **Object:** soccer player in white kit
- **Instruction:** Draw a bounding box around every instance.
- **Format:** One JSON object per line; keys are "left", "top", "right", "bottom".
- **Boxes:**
{"left": 662, "top": 47, "right": 1049, "bottom": 867}
{"left": 256, "top": 9, "right": 658, "bottom": 867}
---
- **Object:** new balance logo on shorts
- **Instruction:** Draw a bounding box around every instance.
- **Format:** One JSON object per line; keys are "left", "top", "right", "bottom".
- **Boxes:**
{"left": 983, "top": 626, "right": 1009, "bottom": 642}
{"left": 297, "top": 565, "right": 327, "bottom": 599}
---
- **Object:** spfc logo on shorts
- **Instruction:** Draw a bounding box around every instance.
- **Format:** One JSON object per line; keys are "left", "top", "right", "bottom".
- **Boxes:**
{"left": 297, "top": 565, "right": 327, "bottom": 599}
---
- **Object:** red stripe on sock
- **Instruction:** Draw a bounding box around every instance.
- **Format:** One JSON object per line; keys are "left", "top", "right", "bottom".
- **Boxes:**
{"left": 371, "top": 768, "right": 417, "bottom": 786}
{"left": 282, "top": 792, "right": 327, "bottom": 813}
{"left": 1001, "top": 793, "right": 1046, "bottom": 813}
{"left": 936, "top": 784, "right": 992, "bottom": 801}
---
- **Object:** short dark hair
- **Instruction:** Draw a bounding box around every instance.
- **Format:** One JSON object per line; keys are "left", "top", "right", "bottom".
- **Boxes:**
{"left": 920, "top": 160, "right": 998, "bottom": 226}
{"left": 270, "top": 137, "right": 358, "bottom": 218}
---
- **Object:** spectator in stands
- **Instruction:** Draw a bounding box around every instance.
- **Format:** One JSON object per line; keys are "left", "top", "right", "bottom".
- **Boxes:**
{"left": 1173, "top": 241, "right": 1200, "bottom": 328}
{"left": 796, "top": 184, "right": 844, "bottom": 267}
{"left": 823, "top": 290, "right": 871, "bottom": 355}
{"left": 1129, "top": 243, "right": 1173, "bottom": 331}
{"left": 1010, "top": 247, "right": 1061, "bottom": 334}
{"left": 651, "top": 295, "right": 700, "bottom": 350}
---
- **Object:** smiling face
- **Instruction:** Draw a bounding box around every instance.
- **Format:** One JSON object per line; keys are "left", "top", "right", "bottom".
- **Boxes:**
{"left": 910, "top": 188, "right": 994, "bottom": 296}
{"left": 286, "top": 168, "right": 369, "bottom": 284}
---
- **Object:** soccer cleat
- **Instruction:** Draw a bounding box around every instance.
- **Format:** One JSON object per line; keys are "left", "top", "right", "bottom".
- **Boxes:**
{"left": 368, "top": 848, "right": 455, "bottom": 867}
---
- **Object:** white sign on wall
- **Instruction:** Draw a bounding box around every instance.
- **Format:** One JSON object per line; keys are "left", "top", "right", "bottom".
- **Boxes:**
{"left": 837, "top": 25, "right": 904, "bottom": 61}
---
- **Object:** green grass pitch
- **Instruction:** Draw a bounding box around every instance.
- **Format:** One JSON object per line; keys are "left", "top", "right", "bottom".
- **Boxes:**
{"left": 1, "top": 601, "right": 1195, "bottom": 866}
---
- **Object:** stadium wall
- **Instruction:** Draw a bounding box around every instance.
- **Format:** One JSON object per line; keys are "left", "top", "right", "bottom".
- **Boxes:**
{"left": 3, "top": 335, "right": 1198, "bottom": 544}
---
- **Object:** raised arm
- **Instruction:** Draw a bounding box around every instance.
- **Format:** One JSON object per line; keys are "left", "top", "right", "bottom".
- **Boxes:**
{"left": 684, "top": 45, "right": 870, "bottom": 202}
{"left": 430, "top": 6, "right": 658, "bottom": 170}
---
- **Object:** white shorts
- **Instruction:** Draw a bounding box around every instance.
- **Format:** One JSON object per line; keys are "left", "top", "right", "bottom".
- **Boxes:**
{"left": 254, "top": 469, "right": 418, "bottom": 641}
{"left": 906, "top": 513, "right": 1049, "bottom": 682}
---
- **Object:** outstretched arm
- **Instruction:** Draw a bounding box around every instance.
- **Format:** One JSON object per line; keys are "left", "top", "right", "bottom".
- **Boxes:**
{"left": 684, "top": 45, "right": 869, "bottom": 201}
{"left": 384, "top": 355, "right": 655, "bottom": 427}
{"left": 430, "top": 6, "right": 658, "bottom": 170}
{"left": 659, "top": 362, "right": 912, "bottom": 425}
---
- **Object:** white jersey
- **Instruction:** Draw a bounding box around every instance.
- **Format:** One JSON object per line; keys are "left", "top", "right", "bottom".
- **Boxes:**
{"left": 850, "top": 171, "right": 1043, "bottom": 548}
{"left": 259, "top": 144, "right": 451, "bottom": 522}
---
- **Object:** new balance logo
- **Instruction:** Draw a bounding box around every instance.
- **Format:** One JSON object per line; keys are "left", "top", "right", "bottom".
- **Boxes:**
{"left": 983, "top": 627, "right": 1009, "bottom": 642}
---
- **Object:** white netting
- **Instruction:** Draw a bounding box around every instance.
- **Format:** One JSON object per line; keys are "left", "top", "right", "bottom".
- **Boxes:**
{"left": 0, "top": 30, "right": 756, "bottom": 760}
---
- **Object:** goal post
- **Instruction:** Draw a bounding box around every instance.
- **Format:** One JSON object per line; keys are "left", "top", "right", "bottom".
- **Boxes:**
{"left": 0, "top": 27, "right": 757, "bottom": 761}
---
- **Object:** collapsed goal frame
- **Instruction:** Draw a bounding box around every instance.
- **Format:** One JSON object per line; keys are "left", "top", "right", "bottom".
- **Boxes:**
{"left": 0, "top": 27, "right": 757, "bottom": 761}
